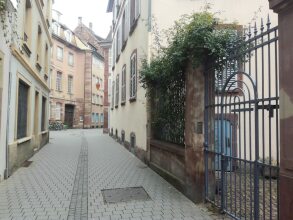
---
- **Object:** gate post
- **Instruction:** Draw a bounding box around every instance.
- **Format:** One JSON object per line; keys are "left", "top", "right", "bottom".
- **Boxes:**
{"left": 269, "top": 1, "right": 293, "bottom": 219}
{"left": 184, "top": 62, "right": 206, "bottom": 202}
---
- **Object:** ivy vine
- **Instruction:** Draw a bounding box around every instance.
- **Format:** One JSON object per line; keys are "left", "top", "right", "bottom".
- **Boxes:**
{"left": 0, "top": 0, "right": 5, "bottom": 11}
{"left": 140, "top": 11, "right": 246, "bottom": 90}
{"left": 139, "top": 12, "right": 246, "bottom": 145}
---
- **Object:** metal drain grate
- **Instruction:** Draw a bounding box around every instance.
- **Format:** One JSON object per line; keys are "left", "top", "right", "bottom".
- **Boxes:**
{"left": 101, "top": 187, "right": 151, "bottom": 204}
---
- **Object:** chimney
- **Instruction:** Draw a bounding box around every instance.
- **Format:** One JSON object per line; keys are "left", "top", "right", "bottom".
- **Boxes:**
{"left": 78, "top": 17, "right": 82, "bottom": 25}
{"left": 89, "top": 22, "right": 93, "bottom": 30}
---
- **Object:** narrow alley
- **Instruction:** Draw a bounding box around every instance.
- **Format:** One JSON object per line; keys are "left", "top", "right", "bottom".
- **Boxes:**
{"left": 0, "top": 130, "right": 217, "bottom": 220}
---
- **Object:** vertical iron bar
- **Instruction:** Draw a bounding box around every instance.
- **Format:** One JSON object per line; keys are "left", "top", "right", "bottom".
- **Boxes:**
{"left": 261, "top": 19, "right": 266, "bottom": 220}
{"left": 204, "top": 70, "right": 209, "bottom": 201}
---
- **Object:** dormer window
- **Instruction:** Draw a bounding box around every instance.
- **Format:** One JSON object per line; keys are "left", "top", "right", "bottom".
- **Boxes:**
{"left": 52, "top": 22, "right": 60, "bottom": 35}
{"left": 64, "top": 30, "right": 72, "bottom": 43}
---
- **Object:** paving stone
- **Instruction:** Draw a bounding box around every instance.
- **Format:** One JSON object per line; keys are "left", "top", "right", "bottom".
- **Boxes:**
{"left": 0, "top": 129, "right": 218, "bottom": 220}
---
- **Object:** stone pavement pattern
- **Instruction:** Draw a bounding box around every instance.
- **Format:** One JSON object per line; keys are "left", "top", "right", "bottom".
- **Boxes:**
{"left": 0, "top": 129, "right": 218, "bottom": 220}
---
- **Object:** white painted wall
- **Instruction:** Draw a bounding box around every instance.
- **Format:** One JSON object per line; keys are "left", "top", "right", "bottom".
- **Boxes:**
{"left": 109, "top": 0, "right": 278, "bottom": 153}
{"left": 110, "top": 0, "right": 149, "bottom": 150}
{"left": 0, "top": 31, "right": 11, "bottom": 181}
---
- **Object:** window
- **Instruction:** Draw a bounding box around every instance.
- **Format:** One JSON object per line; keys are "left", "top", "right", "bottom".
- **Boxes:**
{"left": 68, "top": 53, "right": 74, "bottom": 66}
{"left": 215, "top": 60, "right": 238, "bottom": 92}
{"left": 79, "top": 115, "right": 83, "bottom": 122}
{"left": 52, "top": 22, "right": 60, "bottom": 35}
{"left": 130, "top": 52, "right": 137, "bottom": 100}
{"left": 93, "top": 56, "right": 103, "bottom": 68}
{"left": 55, "top": 103, "right": 61, "bottom": 120}
{"left": 123, "top": 1, "right": 130, "bottom": 42}
{"left": 17, "top": 80, "right": 29, "bottom": 139}
{"left": 64, "top": 30, "right": 72, "bottom": 42}
{"left": 68, "top": 75, "right": 73, "bottom": 94}
{"left": 121, "top": 65, "right": 126, "bottom": 103}
{"left": 115, "top": 74, "right": 119, "bottom": 107}
{"left": 130, "top": 0, "right": 140, "bottom": 28}
{"left": 100, "top": 113, "right": 104, "bottom": 124}
{"left": 91, "top": 113, "right": 95, "bottom": 123}
{"left": 57, "top": 46, "right": 63, "bottom": 61}
{"left": 95, "top": 113, "right": 99, "bottom": 123}
{"left": 56, "top": 71, "right": 62, "bottom": 91}
{"left": 111, "top": 81, "right": 115, "bottom": 109}
{"left": 41, "top": 96, "right": 47, "bottom": 131}
{"left": 24, "top": 0, "right": 32, "bottom": 47}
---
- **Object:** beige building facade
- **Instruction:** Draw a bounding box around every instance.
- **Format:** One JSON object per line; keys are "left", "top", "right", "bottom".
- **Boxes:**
{"left": 107, "top": 0, "right": 278, "bottom": 160}
{"left": 50, "top": 19, "right": 89, "bottom": 128}
{"left": 50, "top": 16, "right": 107, "bottom": 129}
{"left": 5, "top": 0, "right": 53, "bottom": 176}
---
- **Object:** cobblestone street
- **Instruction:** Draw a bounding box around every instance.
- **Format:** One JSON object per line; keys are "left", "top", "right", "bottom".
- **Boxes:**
{"left": 0, "top": 130, "right": 218, "bottom": 220}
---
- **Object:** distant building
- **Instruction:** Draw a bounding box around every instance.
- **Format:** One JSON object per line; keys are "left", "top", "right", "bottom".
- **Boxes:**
{"left": 4, "top": 0, "right": 53, "bottom": 176}
{"left": 50, "top": 17, "right": 91, "bottom": 128}
{"left": 74, "top": 19, "right": 112, "bottom": 132}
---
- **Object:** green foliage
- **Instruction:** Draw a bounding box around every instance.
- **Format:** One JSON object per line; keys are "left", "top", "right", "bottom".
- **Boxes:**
{"left": 0, "top": 0, "right": 5, "bottom": 11}
{"left": 140, "top": 12, "right": 246, "bottom": 145}
{"left": 140, "top": 12, "right": 245, "bottom": 90}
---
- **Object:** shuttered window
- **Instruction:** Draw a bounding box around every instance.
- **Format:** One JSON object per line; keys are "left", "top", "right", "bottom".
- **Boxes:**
{"left": 130, "top": 0, "right": 140, "bottom": 28}
{"left": 111, "top": 81, "right": 115, "bottom": 109}
{"left": 41, "top": 96, "right": 47, "bottom": 131}
{"left": 68, "top": 75, "right": 73, "bottom": 94}
{"left": 17, "top": 80, "right": 29, "bottom": 139}
{"left": 56, "top": 71, "right": 62, "bottom": 91}
{"left": 215, "top": 60, "right": 238, "bottom": 92}
{"left": 130, "top": 52, "right": 137, "bottom": 100}
{"left": 115, "top": 74, "right": 119, "bottom": 107}
{"left": 121, "top": 65, "right": 126, "bottom": 103}
{"left": 55, "top": 103, "right": 61, "bottom": 120}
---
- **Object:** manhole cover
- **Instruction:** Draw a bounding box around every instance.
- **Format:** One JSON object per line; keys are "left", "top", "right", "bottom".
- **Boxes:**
{"left": 101, "top": 187, "right": 151, "bottom": 204}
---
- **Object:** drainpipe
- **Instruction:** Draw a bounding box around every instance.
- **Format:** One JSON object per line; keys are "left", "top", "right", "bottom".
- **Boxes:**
{"left": 148, "top": 0, "right": 152, "bottom": 32}
{"left": 5, "top": 69, "right": 12, "bottom": 179}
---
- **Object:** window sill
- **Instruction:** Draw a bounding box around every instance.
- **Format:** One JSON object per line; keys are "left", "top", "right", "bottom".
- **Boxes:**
{"left": 41, "top": 130, "right": 48, "bottom": 135}
{"left": 115, "top": 54, "right": 120, "bottom": 63}
{"left": 17, "top": 136, "right": 32, "bottom": 144}
{"left": 129, "top": 16, "right": 140, "bottom": 36}
{"left": 129, "top": 97, "right": 136, "bottom": 103}
{"left": 22, "top": 43, "right": 31, "bottom": 58}
{"left": 121, "top": 40, "right": 127, "bottom": 52}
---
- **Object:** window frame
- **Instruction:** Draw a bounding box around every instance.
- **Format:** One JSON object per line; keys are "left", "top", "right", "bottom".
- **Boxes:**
{"left": 115, "top": 74, "right": 120, "bottom": 108}
{"left": 68, "top": 52, "right": 74, "bottom": 66}
{"left": 56, "top": 71, "right": 62, "bottom": 91}
{"left": 41, "top": 96, "right": 47, "bottom": 132}
{"left": 55, "top": 102, "right": 62, "bottom": 120}
{"left": 56, "top": 46, "right": 63, "bottom": 61}
{"left": 17, "top": 80, "right": 30, "bottom": 140}
{"left": 129, "top": 50, "right": 137, "bottom": 101}
{"left": 121, "top": 65, "right": 126, "bottom": 104}
{"left": 68, "top": 75, "right": 73, "bottom": 94}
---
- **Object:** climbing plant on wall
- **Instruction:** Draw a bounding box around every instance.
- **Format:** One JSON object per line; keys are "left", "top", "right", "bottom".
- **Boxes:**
{"left": 140, "top": 12, "right": 246, "bottom": 145}
{"left": 0, "top": 0, "right": 20, "bottom": 45}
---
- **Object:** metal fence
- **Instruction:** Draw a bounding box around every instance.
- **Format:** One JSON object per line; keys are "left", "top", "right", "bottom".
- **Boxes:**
{"left": 151, "top": 76, "right": 186, "bottom": 145}
{"left": 204, "top": 18, "right": 280, "bottom": 220}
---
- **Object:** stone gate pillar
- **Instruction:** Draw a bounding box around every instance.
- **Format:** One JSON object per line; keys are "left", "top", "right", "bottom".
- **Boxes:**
{"left": 185, "top": 63, "right": 205, "bottom": 202}
{"left": 269, "top": 1, "right": 293, "bottom": 219}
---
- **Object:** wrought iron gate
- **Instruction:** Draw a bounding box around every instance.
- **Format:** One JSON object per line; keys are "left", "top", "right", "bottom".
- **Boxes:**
{"left": 204, "top": 19, "right": 280, "bottom": 220}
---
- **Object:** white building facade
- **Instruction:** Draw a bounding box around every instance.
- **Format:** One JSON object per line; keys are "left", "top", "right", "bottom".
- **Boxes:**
{"left": 107, "top": 0, "right": 277, "bottom": 161}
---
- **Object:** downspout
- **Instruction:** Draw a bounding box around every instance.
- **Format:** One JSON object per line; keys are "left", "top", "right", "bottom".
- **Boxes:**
{"left": 5, "top": 64, "right": 12, "bottom": 179}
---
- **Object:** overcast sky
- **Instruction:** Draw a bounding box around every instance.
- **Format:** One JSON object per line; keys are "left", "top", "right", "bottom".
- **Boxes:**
{"left": 53, "top": 0, "right": 112, "bottom": 38}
